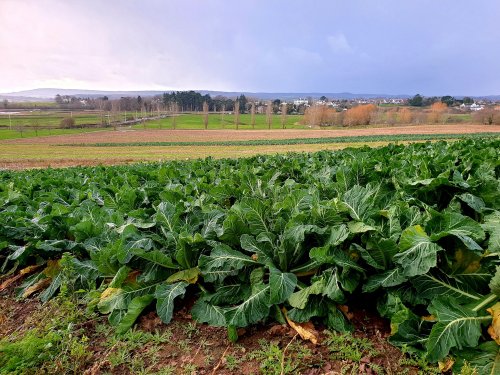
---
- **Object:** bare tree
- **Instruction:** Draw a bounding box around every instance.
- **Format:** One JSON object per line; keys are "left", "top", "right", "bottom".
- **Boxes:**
{"left": 250, "top": 102, "right": 256, "bottom": 129}
{"left": 266, "top": 101, "right": 273, "bottom": 129}
{"left": 281, "top": 103, "right": 287, "bottom": 129}
{"left": 203, "top": 101, "right": 209, "bottom": 129}
{"left": 234, "top": 99, "right": 240, "bottom": 129}
{"left": 220, "top": 104, "right": 226, "bottom": 128}
{"left": 171, "top": 102, "right": 178, "bottom": 129}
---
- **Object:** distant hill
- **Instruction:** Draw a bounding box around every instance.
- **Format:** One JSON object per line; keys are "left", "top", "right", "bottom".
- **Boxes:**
{"left": 1, "top": 88, "right": 499, "bottom": 101}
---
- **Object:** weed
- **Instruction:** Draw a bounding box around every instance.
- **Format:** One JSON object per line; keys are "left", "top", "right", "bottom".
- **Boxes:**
{"left": 324, "top": 331, "right": 378, "bottom": 362}
{"left": 183, "top": 321, "right": 198, "bottom": 338}
{"left": 225, "top": 354, "right": 241, "bottom": 371}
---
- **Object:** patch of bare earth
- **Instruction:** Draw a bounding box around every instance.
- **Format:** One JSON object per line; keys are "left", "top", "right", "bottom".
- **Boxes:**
{"left": 0, "top": 280, "right": 422, "bottom": 374}
{"left": 5, "top": 124, "right": 500, "bottom": 145}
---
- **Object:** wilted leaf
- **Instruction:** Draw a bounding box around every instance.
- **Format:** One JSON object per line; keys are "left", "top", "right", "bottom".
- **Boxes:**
{"left": 283, "top": 308, "right": 319, "bottom": 344}
{"left": 487, "top": 302, "right": 500, "bottom": 345}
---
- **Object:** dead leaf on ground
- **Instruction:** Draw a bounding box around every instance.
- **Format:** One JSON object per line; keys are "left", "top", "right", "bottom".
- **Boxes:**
{"left": 0, "top": 265, "right": 42, "bottom": 292}
{"left": 438, "top": 358, "right": 455, "bottom": 372}
{"left": 338, "top": 304, "right": 354, "bottom": 320}
{"left": 22, "top": 277, "right": 51, "bottom": 298}
{"left": 283, "top": 308, "right": 319, "bottom": 345}
{"left": 486, "top": 302, "right": 500, "bottom": 344}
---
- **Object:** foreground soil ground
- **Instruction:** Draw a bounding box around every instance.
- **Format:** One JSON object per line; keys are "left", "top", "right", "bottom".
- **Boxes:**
{"left": 0, "top": 282, "right": 431, "bottom": 374}
{"left": 1, "top": 124, "right": 498, "bottom": 169}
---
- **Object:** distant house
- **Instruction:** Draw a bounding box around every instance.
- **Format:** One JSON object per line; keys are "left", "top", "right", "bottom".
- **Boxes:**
{"left": 470, "top": 103, "right": 484, "bottom": 111}
{"left": 293, "top": 98, "right": 309, "bottom": 106}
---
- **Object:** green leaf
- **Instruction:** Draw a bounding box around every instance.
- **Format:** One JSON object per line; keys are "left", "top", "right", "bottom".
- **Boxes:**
{"left": 341, "top": 185, "right": 378, "bottom": 221}
{"left": 155, "top": 282, "right": 188, "bottom": 324}
{"left": 412, "top": 271, "right": 482, "bottom": 303}
{"left": 116, "top": 295, "right": 154, "bottom": 334}
{"left": 132, "top": 249, "right": 178, "bottom": 269}
{"left": 347, "top": 221, "right": 376, "bottom": 234}
{"left": 489, "top": 266, "right": 500, "bottom": 297}
{"left": 287, "top": 297, "right": 328, "bottom": 322}
{"left": 288, "top": 278, "right": 325, "bottom": 309}
{"left": 356, "top": 237, "right": 398, "bottom": 270}
{"left": 394, "top": 225, "right": 442, "bottom": 277}
{"left": 321, "top": 267, "right": 345, "bottom": 303}
{"left": 310, "top": 246, "right": 364, "bottom": 272}
{"left": 269, "top": 268, "right": 297, "bottom": 304}
{"left": 224, "top": 282, "right": 271, "bottom": 327}
{"left": 426, "top": 297, "right": 491, "bottom": 362}
{"left": 453, "top": 341, "right": 500, "bottom": 375}
{"left": 327, "top": 304, "right": 353, "bottom": 333}
{"left": 428, "top": 212, "right": 485, "bottom": 251}
{"left": 483, "top": 211, "right": 500, "bottom": 253}
{"left": 199, "top": 245, "right": 257, "bottom": 283}
{"left": 191, "top": 299, "right": 227, "bottom": 326}
{"left": 363, "top": 267, "right": 407, "bottom": 293}
{"left": 240, "top": 234, "right": 274, "bottom": 266}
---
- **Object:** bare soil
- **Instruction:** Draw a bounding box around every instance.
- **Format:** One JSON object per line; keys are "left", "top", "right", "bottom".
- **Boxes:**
{"left": 0, "top": 282, "right": 422, "bottom": 374}
{"left": 6, "top": 124, "right": 500, "bottom": 145}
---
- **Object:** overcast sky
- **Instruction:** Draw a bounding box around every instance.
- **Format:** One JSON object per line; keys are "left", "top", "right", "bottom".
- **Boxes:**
{"left": 1, "top": 0, "right": 499, "bottom": 95}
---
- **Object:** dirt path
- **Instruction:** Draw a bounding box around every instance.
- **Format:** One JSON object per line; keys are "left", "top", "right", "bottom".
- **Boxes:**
{"left": 5, "top": 124, "right": 500, "bottom": 145}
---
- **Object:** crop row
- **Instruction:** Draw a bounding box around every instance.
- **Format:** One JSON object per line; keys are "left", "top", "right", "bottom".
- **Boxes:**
{"left": 66, "top": 132, "right": 500, "bottom": 147}
{"left": 1, "top": 139, "right": 499, "bottom": 372}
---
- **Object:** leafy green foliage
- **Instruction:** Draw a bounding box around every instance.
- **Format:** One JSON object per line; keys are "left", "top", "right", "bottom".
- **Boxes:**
{"left": 1, "top": 139, "right": 499, "bottom": 365}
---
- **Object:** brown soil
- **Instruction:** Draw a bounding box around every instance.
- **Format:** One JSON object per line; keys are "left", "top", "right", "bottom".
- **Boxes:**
{"left": 0, "top": 281, "right": 422, "bottom": 375}
{"left": 6, "top": 124, "right": 500, "bottom": 145}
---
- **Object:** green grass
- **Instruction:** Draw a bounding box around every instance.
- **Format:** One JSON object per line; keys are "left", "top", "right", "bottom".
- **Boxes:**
{"left": 0, "top": 127, "right": 105, "bottom": 140}
{"left": 131, "top": 113, "right": 304, "bottom": 130}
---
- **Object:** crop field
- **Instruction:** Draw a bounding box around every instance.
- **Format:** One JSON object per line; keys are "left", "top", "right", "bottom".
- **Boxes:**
{"left": 0, "top": 139, "right": 499, "bottom": 374}
{"left": 1, "top": 123, "right": 499, "bottom": 169}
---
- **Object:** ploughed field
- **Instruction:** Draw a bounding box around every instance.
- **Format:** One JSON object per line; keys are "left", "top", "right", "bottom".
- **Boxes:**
{"left": 0, "top": 139, "right": 499, "bottom": 374}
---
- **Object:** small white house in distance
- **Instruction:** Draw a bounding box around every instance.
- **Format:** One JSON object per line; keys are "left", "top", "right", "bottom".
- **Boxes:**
{"left": 293, "top": 98, "right": 308, "bottom": 106}
{"left": 470, "top": 103, "right": 484, "bottom": 111}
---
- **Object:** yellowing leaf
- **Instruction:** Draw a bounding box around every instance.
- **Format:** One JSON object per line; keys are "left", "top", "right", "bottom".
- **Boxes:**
{"left": 421, "top": 315, "right": 436, "bottom": 322}
{"left": 100, "top": 287, "right": 122, "bottom": 302}
{"left": 22, "top": 278, "right": 51, "bottom": 298}
{"left": 166, "top": 267, "right": 200, "bottom": 284}
{"left": 20, "top": 264, "right": 43, "bottom": 275}
{"left": 487, "top": 302, "right": 500, "bottom": 344}
{"left": 43, "top": 259, "right": 61, "bottom": 278}
{"left": 283, "top": 308, "right": 319, "bottom": 345}
{"left": 438, "top": 358, "right": 454, "bottom": 372}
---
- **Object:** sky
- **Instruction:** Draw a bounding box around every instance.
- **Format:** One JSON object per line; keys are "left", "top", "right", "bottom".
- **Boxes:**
{"left": 1, "top": 0, "right": 499, "bottom": 96}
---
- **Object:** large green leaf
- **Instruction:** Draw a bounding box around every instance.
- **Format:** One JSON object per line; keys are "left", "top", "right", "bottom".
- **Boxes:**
{"left": 269, "top": 268, "right": 297, "bottom": 304}
{"left": 426, "top": 297, "right": 491, "bottom": 362}
{"left": 288, "top": 278, "right": 325, "bottom": 309}
{"left": 199, "top": 244, "right": 257, "bottom": 283}
{"left": 356, "top": 237, "right": 398, "bottom": 270}
{"left": 394, "top": 225, "right": 442, "bottom": 277}
{"left": 428, "top": 212, "right": 485, "bottom": 251}
{"left": 191, "top": 299, "right": 227, "bottom": 327}
{"left": 453, "top": 341, "right": 500, "bottom": 375}
{"left": 155, "top": 282, "right": 188, "bottom": 324}
{"left": 224, "top": 283, "right": 271, "bottom": 327}
{"left": 412, "top": 271, "right": 482, "bottom": 303}
{"left": 363, "top": 267, "right": 407, "bottom": 293}
{"left": 116, "top": 294, "right": 154, "bottom": 334}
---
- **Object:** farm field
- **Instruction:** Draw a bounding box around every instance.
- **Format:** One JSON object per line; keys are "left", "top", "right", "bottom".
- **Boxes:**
{"left": 1, "top": 123, "right": 499, "bottom": 169}
{"left": 0, "top": 139, "right": 499, "bottom": 374}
